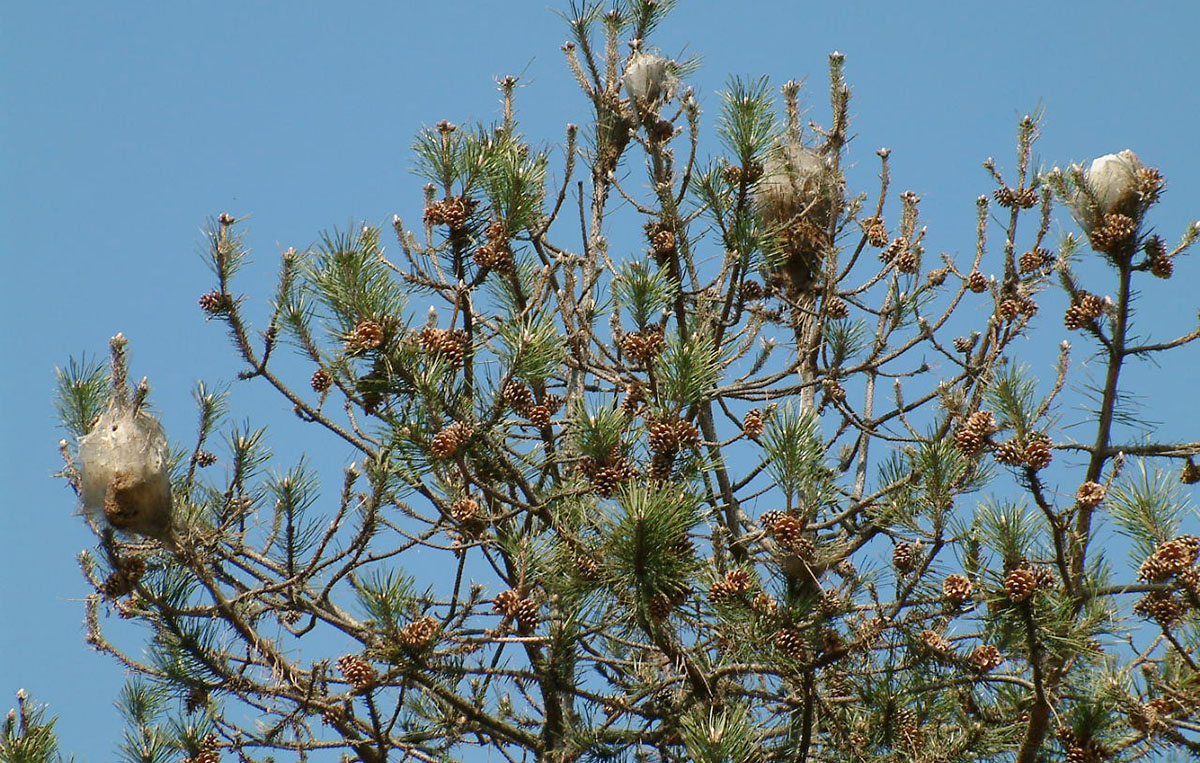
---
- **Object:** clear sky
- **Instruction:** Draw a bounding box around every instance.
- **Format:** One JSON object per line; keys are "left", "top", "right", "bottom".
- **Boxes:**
{"left": 3, "top": 1, "right": 1199, "bottom": 759}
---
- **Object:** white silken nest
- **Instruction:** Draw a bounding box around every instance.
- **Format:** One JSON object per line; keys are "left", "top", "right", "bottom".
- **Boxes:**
{"left": 78, "top": 401, "right": 173, "bottom": 542}
{"left": 622, "top": 52, "right": 674, "bottom": 109}
{"left": 1069, "top": 149, "right": 1143, "bottom": 231}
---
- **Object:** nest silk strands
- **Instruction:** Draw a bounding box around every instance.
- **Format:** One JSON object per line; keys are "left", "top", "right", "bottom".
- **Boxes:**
{"left": 77, "top": 391, "right": 173, "bottom": 543}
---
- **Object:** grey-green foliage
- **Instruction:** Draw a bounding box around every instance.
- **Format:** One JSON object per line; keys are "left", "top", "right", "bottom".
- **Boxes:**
{"left": 1108, "top": 460, "right": 1193, "bottom": 559}
{"left": 496, "top": 313, "right": 566, "bottom": 385}
{"left": 761, "top": 403, "right": 831, "bottom": 507}
{"left": 303, "top": 225, "right": 408, "bottom": 337}
{"left": 1, "top": 692, "right": 70, "bottom": 763}
{"left": 614, "top": 260, "right": 676, "bottom": 329}
{"left": 716, "top": 75, "right": 778, "bottom": 167}
{"left": 656, "top": 332, "right": 721, "bottom": 408}
{"left": 53, "top": 355, "right": 108, "bottom": 439}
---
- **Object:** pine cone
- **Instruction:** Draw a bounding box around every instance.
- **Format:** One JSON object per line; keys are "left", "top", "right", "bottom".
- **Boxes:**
{"left": 1023, "top": 434, "right": 1053, "bottom": 471}
{"left": 775, "top": 627, "right": 807, "bottom": 659}
{"left": 762, "top": 511, "right": 805, "bottom": 550}
{"left": 651, "top": 229, "right": 676, "bottom": 257}
{"left": 648, "top": 451, "right": 675, "bottom": 481}
{"left": 399, "top": 616, "right": 439, "bottom": 648}
{"left": 431, "top": 421, "right": 474, "bottom": 459}
{"left": 881, "top": 237, "right": 907, "bottom": 264}
{"left": 193, "top": 450, "right": 217, "bottom": 468}
{"left": 920, "top": 629, "right": 952, "bottom": 655}
{"left": 750, "top": 593, "right": 779, "bottom": 614}
{"left": 893, "top": 542, "right": 919, "bottom": 573}
{"left": 310, "top": 368, "right": 333, "bottom": 393}
{"left": 526, "top": 404, "right": 551, "bottom": 429}
{"left": 450, "top": 498, "right": 480, "bottom": 524}
{"left": 967, "top": 271, "right": 988, "bottom": 293}
{"left": 1134, "top": 591, "right": 1185, "bottom": 625}
{"left": 198, "top": 290, "right": 231, "bottom": 314}
{"left": 943, "top": 574, "right": 973, "bottom": 605}
{"left": 826, "top": 297, "right": 849, "bottom": 320}
{"left": 1076, "top": 481, "right": 1106, "bottom": 508}
{"left": 993, "top": 439, "right": 1025, "bottom": 466}
{"left": 953, "top": 335, "right": 976, "bottom": 353}
{"left": 1150, "top": 254, "right": 1174, "bottom": 279}
{"left": 1004, "top": 568, "right": 1039, "bottom": 603}
{"left": 1090, "top": 212, "right": 1137, "bottom": 253}
{"left": 927, "top": 268, "right": 948, "bottom": 287}
{"left": 862, "top": 217, "right": 889, "bottom": 248}
{"left": 740, "top": 280, "right": 764, "bottom": 301}
{"left": 574, "top": 553, "right": 601, "bottom": 580}
{"left": 474, "top": 241, "right": 515, "bottom": 274}
{"left": 337, "top": 655, "right": 377, "bottom": 691}
{"left": 493, "top": 588, "right": 523, "bottom": 616}
{"left": 514, "top": 598, "right": 540, "bottom": 632}
{"left": 742, "top": 409, "right": 764, "bottom": 437}
{"left": 674, "top": 420, "right": 700, "bottom": 449}
{"left": 1183, "top": 458, "right": 1200, "bottom": 484}
{"left": 954, "top": 427, "right": 986, "bottom": 456}
{"left": 100, "top": 556, "right": 146, "bottom": 599}
{"left": 997, "top": 298, "right": 1020, "bottom": 322}
{"left": 348, "top": 320, "right": 386, "bottom": 351}
{"left": 1139, "top": 537, "right": 1200, "bottom": 582}
{"left": 1063, "top": 304, "right": 1092, "bottom": 331}
{"left": 648, "top": 420, "right": 679, "bottom": 453}
{"left": 971, "top": 644, "right": 1004, "bottom": 671}
{"left": 502, "top": 382, "right": 534, "bottom": 414}
{"left": 1019, "top": 248, "right": 1054, "bottom": 274}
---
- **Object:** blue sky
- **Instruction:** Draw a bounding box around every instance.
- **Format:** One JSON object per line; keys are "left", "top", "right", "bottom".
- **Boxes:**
{"left": 3, "top": 1, "right": 1199, "bottom": 759}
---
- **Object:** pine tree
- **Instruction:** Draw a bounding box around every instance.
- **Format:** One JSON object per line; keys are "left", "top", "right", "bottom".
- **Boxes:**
{"left": 48, "top": 2, "right": 1200, "bottom": 761}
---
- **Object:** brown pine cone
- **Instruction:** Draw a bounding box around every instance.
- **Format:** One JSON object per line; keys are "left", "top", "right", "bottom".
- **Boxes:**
{"left": 1090, "top": 212, "right": 1137, "bottom": 253}
{"left": 993, "top": 187, "right": 1018, "bottom": 208}
{"left": 526, "top": 404, "right": 551, "bottom": 429}
{"left": 1004, "top": 568, "right": 1039, "bottom": 603}
{"left": 347, "top": 320, "right": 386, "bottom": 351}
{"left": 927, "top": 267, "right": 948, "bottom": 287}
{"left": 997, "top": 298, "right": 1020, "bottom": 322}
{"left": 431, "top": 421, "right": 474, "bottom": 459}
{"left": 674, "top": 420, "right": 701, "bottom": 449}
{"left": 502, "top": 382, "right": 534, "bottom": 414}
{"left": 826, "top": 297, "right": 849, "bottom": 319}
{"left": 193, "top": 450, "right": 217, "bottom": 468}
{"left": 762, "top": 511, "right": 805, "bottom": 549}
{"left": 1023, "top": 434, "right": 1053, "bottom": 471}
{"left": 398, "top": 616, "right": 439, "bottom": 648}
{"left": 993, "top": 439, "right": 1025, "bottom": 466}
{"left": 651, "top": 229, "right": 676, "bottom": 257}
{"left": 574, "top": 553, "right": 601, "bottom": 580}
{"left": 775, "top": 627, "right": 807, "bottom": 659}
{"left": 1019, "top": 247, "right": 1054, "bottom": 274}
{"left": 1150, "top": 254, "right": 1174, "bottom": 279}
{"left": 742, "top": 409, "right": 764, "bottom": 438}
{"left": 514, "top": 598, "right": 540, "bottom": 632}
{"left": 954, "top": 427, "right": 986, "bottom": 455}
{"left": 1063, "top": 304, "right": 1092, "bottom": 331}
{"left": 881, "top": 238, "right": 907, "bottom": 264}
{"left": 198, "top": 290, "right": 231, "bottom": 314}
{"left": 863, "top": 217, "right": 889, "bottom": 248}
{"left": 893, "top": 542, "right": 919, "bottom": 573}
{"left": 493, "top": 588, "right": 523, "bottom": 616}
{"left": 450, "top": 498, "right": 480, "bottom": 524}
{"left": 952, "top": 335, "right": 976, "bottom": 353}
{"left": 751, "top": 593, "right": 779, "bottom": 615}
{"left": 1134, "top": 591, "right": 1185, "bottom": 626}
{"left": 648, "top": 420, "right": 679, "bottom": 453}
{"left": 920, "top": 629, "right": 953, "bottom": 655}
{"left": 648, "top": 451, "right": 675, "bottom": 481}
{"left": 311, "top": 368, "right": 333, "bottom": 393}
{"left": 942, "top": 574, "right": 973, "bottom": 605}
{"left": 1183, "top": 458, "right": 1200, "bottom": 485}
{"left": 740, "top": 280, "right": 764, "bottom": 301}
{"left": 895, "top": 247, "right": 920, "bottom": 274}
{"left": 337, "top": 654, "right": 377, "bottom": 691}
{"left": 1076, "top": 481, "right": 1106, "bottom": 508}
{"left": 1139, "top": 538, "right": 1200, "bottom": 582}
{"left": 971, "top": 644, "right": 1004, "bottom": 671}
{"left": 967, "top": 271, "right": 989, "bottom": 293}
